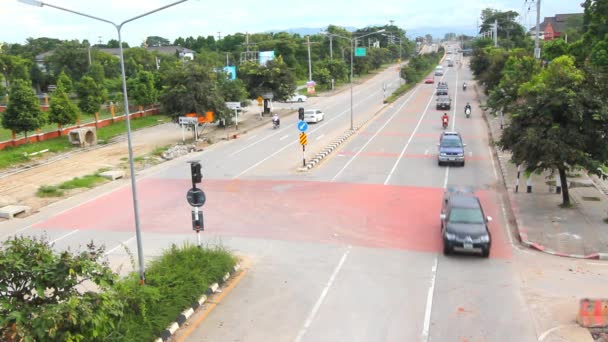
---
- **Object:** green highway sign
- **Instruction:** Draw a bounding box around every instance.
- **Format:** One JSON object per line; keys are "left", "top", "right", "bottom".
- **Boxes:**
{"left": 355, "top": 47, "right": 367, "bottom": 57}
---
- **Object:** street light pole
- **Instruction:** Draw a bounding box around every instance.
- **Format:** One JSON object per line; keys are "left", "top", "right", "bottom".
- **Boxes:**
{"left": 19, "top": 0, "right": 190, "bottom": 285}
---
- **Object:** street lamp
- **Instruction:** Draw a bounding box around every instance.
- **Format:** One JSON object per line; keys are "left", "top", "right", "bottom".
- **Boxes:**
{"left": 19, "top": 0, "right": 190, "bottom": 284}
{"left": 321, "top": 29, "right": 385, "bottom": 130}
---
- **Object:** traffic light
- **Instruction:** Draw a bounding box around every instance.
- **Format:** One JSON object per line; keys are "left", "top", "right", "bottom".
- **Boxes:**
{"left": 190, "top": 162, "right": 202, "bottom": 185}
{"left": 298, "top": 107, "right": 305, "bottom": 121}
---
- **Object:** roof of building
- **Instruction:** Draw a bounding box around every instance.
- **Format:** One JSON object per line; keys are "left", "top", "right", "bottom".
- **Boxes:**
{"left": 536, "top": 13, "right": 583, "bottom": 33}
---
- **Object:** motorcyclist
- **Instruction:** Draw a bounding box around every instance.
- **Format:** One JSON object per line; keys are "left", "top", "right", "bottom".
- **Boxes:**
{"left": 464, "top": 102, "right": 472, "bottom": 114}
{"left": 463, "top": 82, "right": 467, "bottom": 90}
{"left": 442, "top": 113, "right": 449, "bottom": 127}
{"left": 272, "top": 113, "right": 280, "bottom": 127}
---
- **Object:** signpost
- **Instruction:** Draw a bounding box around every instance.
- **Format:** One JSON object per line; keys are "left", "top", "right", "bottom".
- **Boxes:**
{"left": 186, "top": 161, "right": 205, "bottom": 247}
{"left": 297, "top": 120, "right": 309, "bottom": 132}
{"left": 225, "top": 102, "right": 241, "bottom": 130}
{"left": 257, "top": 96, "right": 264, "bottom": 119}
{"left": 299, "top": 132, "right": 308, "bottom": 167}
{"left": 178, "top": 116, "right": 199, "bottom": 142}
{"left": 355, "top": 47, "right": 367, "bottom": 57}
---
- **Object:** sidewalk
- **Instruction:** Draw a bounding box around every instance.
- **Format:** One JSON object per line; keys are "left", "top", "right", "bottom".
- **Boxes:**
{"left": 476, "top": 84, "right": 608, "bottom": 259}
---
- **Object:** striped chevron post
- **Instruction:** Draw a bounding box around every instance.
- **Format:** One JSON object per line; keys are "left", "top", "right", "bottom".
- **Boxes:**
{"left": 527, "top": 176, "right": 532, "bottom": 193}
{"left": 556, "top": 173, "right": 562, "bottom": 194}
{"left": 515, "top": 165, "right": 521, "bottom": 193}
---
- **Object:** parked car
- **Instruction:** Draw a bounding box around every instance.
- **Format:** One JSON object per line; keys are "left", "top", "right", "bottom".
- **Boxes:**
{"left": 437, "top": 131, "right": 466, "bottom": 166}
{"left": 440, "top": 187, "right": 492, "bottom": 257}
{"left": 287, "top": 94, "right": 308, "bottom": 103}
{"left": 436, "top": 95, "right": 452, "bottom": 110}
{"left": 303, "top": 109, "right": 325, "bottom": 123}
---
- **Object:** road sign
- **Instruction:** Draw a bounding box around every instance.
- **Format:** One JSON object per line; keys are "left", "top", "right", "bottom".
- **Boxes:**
{"left": 186, "top": 187, "right": 206, "bottom": 207}
{"left": 257, "top": 96, "right": 264, "bottom": 106}
{"left": 297, "top": 121, "right": 309, "bottom": 132}
{"left": 355, "top": 47, "right": 367, "bottom": 57}
{"left": 178, "top": 116, "right": 198, "bottom": 125}
{"left": 299, "top": 132, "right": 308, "bottom": 146}
{"left": 225, "top": 102, "right": 241, "bottom": 110}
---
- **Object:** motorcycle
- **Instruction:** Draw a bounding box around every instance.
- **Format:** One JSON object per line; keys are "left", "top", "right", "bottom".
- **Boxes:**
{"left": 462, "top": 83, "right": 467, "bottom": 91}
{"left": 442, "top": 117, "right": 449, "bottom": 129}
{"left": 272, "top": 118, "right": 280, "bottom": 129}
{"left": 465, "top": 107, "right": 471, "bottom": 118}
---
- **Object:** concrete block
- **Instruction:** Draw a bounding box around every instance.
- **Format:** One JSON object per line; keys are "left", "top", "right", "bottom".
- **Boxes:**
{"left": 99, "top": 170, "right": 125, "bottom": 181}
{"left": 0, "top": 196, "right": 16, "bottom": 207}
{"left": 570, "top": 179, "right": 595, "bottom": 188}
{"left": 0, "top": 205, "right": 32, "bottom": 219}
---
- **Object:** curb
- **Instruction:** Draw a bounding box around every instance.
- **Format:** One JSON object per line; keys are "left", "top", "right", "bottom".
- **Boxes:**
{"left": 299, "top": 103, "right": 391, "bottom": 172}
{"left": 475, "top": 85, "right": 608, "bottom": 261}
{"left": 155, "top": 263, "right": 241, "bottom": 342}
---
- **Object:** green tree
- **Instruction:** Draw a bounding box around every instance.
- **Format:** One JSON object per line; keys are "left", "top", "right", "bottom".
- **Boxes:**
{"left": 487, "top": 54, "right": 541, "bottom": 115}
{"left": 57, "top": 70, "right": 74, "bottom": 94}
{"left": 0, "top": 54, "right": 31, "bottom": 86}
{"left": 127, "top": 69, "right": 158, "bottom": 107}
{"left": 1, "top": 79, "right": 45, "bottom": 140}
{"left": 76, "top": 76, "right": 105, "bottom": 115}
{"left": 542, "top": 39, "right": 569, "bottom": 61}
{"left": 87, "top": 62, "right": 105, "bottom": 84}
{"left": 498, "top": 56, "right": 607, "bottom": 206}
{"left": 47, "top": 40, "right": 89, "bottom": 81}
{"left": 238, "top": 55, "right": 296, "bottom": 100}
{"left": 0, "top": 236, "right": 123, "bottom": 342}
{"left": 48, "top": 79, "right": 80, "bottom": 128}
{"left": 218, "top": 77, "right": 248, "bottom": 102}
{"left": 145, "top": 36, "right": 170, "bottom": 47}
{"left": 159, "top": 61, "right": 228, "bottom": 122}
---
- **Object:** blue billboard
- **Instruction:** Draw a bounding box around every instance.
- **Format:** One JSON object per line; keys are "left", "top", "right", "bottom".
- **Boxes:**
{"left": 223, "top": 66, "right": 236, "bottom": 80}
{"left": 259, "top": 51, "right": 275, "bottom": 65}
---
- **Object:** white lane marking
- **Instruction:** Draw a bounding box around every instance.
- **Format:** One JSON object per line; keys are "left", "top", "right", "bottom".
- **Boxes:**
{"left": 332, "top": 86, "right": 421, "bottom": 182}
{"left": 488, "top": 146, "right": 498, "bottom": 180}
{"left": 538, "top": 324, "right": 579, "bottom": 341}
{"left": 50, "top": 229, "right": 79, "bottom": 244}
{"left": 422, "top": 256, "right": 438, "bottom": 342}
{"left": 247, "top": 135, "right": 258, "bottom": 141}
{"left": 231, "top": 86, "right": 386, "bottom": 158}
{"left": 443, "top": 167, "right": 450, "bottom": 189}
{"left": 104, "top": 236, "right": 136, "bottom": 256}
{"left": 279, "top": 134, "right": 289, "bottom": 141}
{"left": 316, "top": 134, "right": 325, "bottom": 141}
{"left": 384, "top": 84, "right": 436, "bottom": 185}
{"left": 586, "top": 262, "right": 608, "bottom": 266}
{"left": 295, "top": 246, "right": 352, "bottom": 342}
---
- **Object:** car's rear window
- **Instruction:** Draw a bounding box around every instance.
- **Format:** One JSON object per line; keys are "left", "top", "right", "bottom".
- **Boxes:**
{"left": 449, "top": 207, "right": 484, "bottom": 224}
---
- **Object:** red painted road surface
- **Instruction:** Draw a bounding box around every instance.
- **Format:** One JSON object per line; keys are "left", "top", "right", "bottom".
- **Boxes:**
{"left": 34, "top": 179, "right": 511, "bottom": 258}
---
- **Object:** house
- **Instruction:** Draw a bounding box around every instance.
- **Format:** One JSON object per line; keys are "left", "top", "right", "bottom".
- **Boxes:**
{"left": 531, "top": 13, "right": 583, "bottom": 41}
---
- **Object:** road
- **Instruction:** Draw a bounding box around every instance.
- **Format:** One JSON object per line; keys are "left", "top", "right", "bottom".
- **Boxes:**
{"left": 2, "top": 44, "right": 605, "bottom": 342}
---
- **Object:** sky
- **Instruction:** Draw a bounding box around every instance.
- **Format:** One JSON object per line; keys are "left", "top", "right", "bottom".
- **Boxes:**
{"left": 1, "top": 0, "right": 585, "bottom": 47}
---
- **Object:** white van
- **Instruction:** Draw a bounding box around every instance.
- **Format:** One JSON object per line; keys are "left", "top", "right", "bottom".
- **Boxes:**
{"left": 435, "top": 65, "right": 444, "bottom": 76}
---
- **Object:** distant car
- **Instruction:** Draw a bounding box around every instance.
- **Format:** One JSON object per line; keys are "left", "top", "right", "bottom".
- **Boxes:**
{"left": 440, "top": 187, "right": 492, "bottom": 257}
{"left": 437, "top": 131, "right": 466, "bottom": 166}
{"left": 436, "top": 83, "right": 448, "bottom": 95}
{"left": 425, "top": 77, "right": 435, "bottom": 84}
{"left": 303, "top": 109, "right": 325, "bottom": 123}
{"left": 287, "top": 94, "right": 308, "bottom": 103}
{"left": 436, "top": 95, "right": 452, "bottom": 110}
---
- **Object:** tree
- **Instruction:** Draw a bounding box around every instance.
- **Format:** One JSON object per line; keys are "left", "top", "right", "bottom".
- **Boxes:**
{"left": 498, "top": 56, "right": 607, "bottom": 206}
{"left": 1, "top": 79, "right": 45, "bottom": 140}
{"left": 47, "top": 41, "right": 89, "bottom": 81}
{"left": 159, "top": 61, "right": 228, "bottom": 122}
{"left": 87, "top": 62, "right": 105, "bottom": 84}
{"left": 106, "top": 39, "right": 129, "bottom": 49}
{"left": 238, "top": 55, "right": 296, "bottom": 100}
{"left": 542, "top": 39, "right": 569, "bottom": 61}
{"left": 0, "top": 54, "right": 31, "bottom": 87}
{"left": 127, "top": 69, "right": 158, "bottom": 107}
{"left": 76, "top": 76, "right": 105, "bottom": 115}
{"left": 218, "top": 77, "right": 248, "bottom": 103}
{"left": 145, "top": 36, "right": 170, "bottom": 47}
{"left": 48, "top": 78, "right": 79, "bottom": 128}
{"left": 57, "top": 71, "right": 73, "bottom": 94}
{"left": 487, "top": 54, "right": 541, "bottom": 115}
{"left": 479, "top": 8, "right": 528, "bottom": 48}
{"left": 0, "top": 236, "right": 123, "bottom": 341}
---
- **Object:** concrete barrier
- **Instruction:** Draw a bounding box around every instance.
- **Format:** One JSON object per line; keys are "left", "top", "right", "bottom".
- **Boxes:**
{"left": 577, "top": 298, "right": 608, "bottom": 328}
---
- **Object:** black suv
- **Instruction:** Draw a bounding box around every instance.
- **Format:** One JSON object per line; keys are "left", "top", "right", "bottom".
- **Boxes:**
{"left": 436, "top": 83, "right": 448, "bottom": 96}
{"left": 440, "top": 188, "right": 492, "bottom": 257}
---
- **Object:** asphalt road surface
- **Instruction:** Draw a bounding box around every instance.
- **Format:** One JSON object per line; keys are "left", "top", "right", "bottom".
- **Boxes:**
{"left": 2, "top": 44, "right": 604, "bottom": 342}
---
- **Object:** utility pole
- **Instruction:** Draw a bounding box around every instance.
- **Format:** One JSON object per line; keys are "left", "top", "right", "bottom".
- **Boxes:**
{"left": 307, "top": 35, "right": 312, "bottom": 81}
{"left": 494, "top": 19, "right": 498, "bottom": 47}
{"left": 329, "top": 35, "right": 333, "bottom": 60}
{"left": 534, "top": 0, "right": 541, "bottom": 59}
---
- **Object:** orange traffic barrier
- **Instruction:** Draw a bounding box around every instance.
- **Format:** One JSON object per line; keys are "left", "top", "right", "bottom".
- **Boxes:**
{"left": 577, "top": 298, "right": 608, "bottom": 328}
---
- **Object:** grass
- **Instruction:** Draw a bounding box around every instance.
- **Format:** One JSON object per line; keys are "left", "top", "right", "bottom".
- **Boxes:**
{"left": 96, "top": 115, "right": 171, "bottom": 142}
{"left": 36, "top": 171, "right": 108, "bottom": 197}
{"left": 0, "top": 137, "right": 73, "bottom": 169}
{"left": 112, "top": 244, "right": 236, "bottom": 341}
{"left": 151, "top": 145, "right": 170, "bottom": 157}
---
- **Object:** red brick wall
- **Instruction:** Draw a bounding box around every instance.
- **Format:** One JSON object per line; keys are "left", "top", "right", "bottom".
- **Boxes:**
{"left": 0, "top": 108, "right": 160, "bottom": 150}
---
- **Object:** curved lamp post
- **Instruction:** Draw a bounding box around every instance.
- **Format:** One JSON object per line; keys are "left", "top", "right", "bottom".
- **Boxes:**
{"left": 18, "top": 0, "right": 190, "bottom": 284}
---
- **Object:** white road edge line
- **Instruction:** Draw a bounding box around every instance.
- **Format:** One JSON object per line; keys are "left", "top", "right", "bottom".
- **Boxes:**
{"left": 104, "top": 236, "right": 136, "bottom": 256}
{"left": 538, "top": 324, "right": 580, "bottom": 341}
{"left": 332, "top": 86, "right": 420, "bottom": 182}
{"left": 586, "top": 262, "right": 608, "bottom": 266}
{"left": 422, "top": 256, "right": 438, "bottom": 342}
{"left": 316, "top": 134, "right": 325, "bottom": 141}
{"left": 279, "top": 134, "right": 289, "bottom": 141}
{"left": 294, "top": 245, "right": 352, "bottom": 342}
{"left": 443, "top": 167, "right": 450, "bottom": 189}
{"left": 501, "top": 199, "right": 515, "bottom": 245}
{"left": 50, "top": 229, "right": 79, "bottom": 244}
{"left": 488, "top": 146, "right": 498, "bottom": 180}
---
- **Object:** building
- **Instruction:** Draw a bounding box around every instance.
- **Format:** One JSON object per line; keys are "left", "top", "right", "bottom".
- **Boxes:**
{"left": 530, "top": 13, "right": 583, "bottom": 41}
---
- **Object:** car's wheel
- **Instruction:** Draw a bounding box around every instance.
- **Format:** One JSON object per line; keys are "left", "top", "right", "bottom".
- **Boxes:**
{"left": 481, "top": 247, "right": 490, "bottom": 258}
{"left": 438, "top": 160, "right": 442, "bottom": 166}
{"left": 443, "top": 243, "right": 451, "bottom": 255}
{"left": 461, "top": 161, "right": 465, "bottom": 167}
{"left": 298, "top": 99, "right": 303, "bottom": 102}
